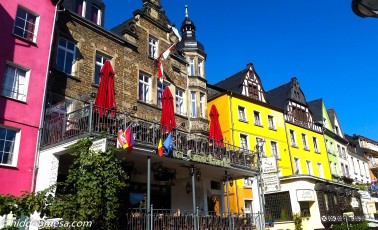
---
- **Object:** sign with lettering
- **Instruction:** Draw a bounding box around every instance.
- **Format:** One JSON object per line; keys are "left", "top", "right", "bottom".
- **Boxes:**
{"left": 263, "top": 174, "right": 280, "bottom": 192}
{"left": 366, "top": 201, "right": 377, "bottom": 214}
{"left": 262, "top": 157, "right": 277, "bottom": 173}
{"left": 351, "top": 197, "right": 359, "bottom": 208}
{"left": 172, "top": 150, "right": 231, "bottom": 168}
{"left": 90, "top": 138, "right": 107, "bottom": 153}
{"left": 296, "top": 189, "right": 315, "bottom": 202}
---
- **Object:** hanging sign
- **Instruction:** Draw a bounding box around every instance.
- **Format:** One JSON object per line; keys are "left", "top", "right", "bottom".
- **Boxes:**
{"left": 90, "top": 138, "right": 107, "bottom": 153}
{"left": 263, "top": 174, "right": 280, "bottom": 192}
{"left": 262, "top": 157, "right": 277, "bottom": 173}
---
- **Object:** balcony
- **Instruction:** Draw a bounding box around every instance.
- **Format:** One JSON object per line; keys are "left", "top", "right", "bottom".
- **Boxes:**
{"left": 284, "top": 112, "right": 322, "bottom": 133}
{"left": 41, "top": 104, "right": 258, "bottom": 171}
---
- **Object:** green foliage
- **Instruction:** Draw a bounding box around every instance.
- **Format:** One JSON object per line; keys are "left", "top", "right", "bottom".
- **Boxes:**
{"left": 332, "top": 221, "right": 369, "bottom": 230}
{"left": 49, "top": 137, "right": 128, "bottom": 229}
{"left": 293, "top": 213, "right": 303, "bottom": 230}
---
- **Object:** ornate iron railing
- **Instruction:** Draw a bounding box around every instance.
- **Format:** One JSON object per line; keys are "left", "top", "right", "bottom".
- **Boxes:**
{"left": 41, "top": 104, "right": 258, "bottom": 170}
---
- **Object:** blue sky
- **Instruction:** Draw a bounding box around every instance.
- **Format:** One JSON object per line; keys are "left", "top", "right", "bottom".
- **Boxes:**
{"left": 103, "top": 0, "right": 378, "bottom": 141}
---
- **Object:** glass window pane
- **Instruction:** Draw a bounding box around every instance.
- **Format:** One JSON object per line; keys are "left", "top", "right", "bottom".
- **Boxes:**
{"left": 65, "top": 52, "right": 74, "bottom": 74}
{"left": 5, "top": 129, "right": 16, "bottom": 140}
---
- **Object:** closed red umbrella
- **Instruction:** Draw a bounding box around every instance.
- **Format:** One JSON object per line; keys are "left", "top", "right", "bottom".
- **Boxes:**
{"left": 160, "top": 87, "right": 176, "bottom": 133}
{"left": 209, "top": 104, "right": 224, "bottom": 147}
{"left": 94, "top": 60, "right": 116, "bottom": 117}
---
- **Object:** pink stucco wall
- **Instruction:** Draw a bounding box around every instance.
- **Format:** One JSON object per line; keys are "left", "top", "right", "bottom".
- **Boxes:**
{"left": 0, "top": 0, "right": 56, "bottom": 196}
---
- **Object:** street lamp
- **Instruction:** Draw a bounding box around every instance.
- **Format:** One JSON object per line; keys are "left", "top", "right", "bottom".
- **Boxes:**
{"left": 352, "top": 0, "right": 378, "bottom": 18}
{"left": 256, "top": 139, "right": 265, "bottom": 230}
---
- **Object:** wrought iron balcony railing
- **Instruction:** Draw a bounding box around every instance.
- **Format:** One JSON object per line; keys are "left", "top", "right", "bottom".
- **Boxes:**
{"left": 41, "top": 104, "right": 258, "bottom": 170}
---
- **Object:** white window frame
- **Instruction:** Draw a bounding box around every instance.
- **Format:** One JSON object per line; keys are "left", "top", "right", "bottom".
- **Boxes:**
{"left": 138, "top": 72, "right": 150, "bottom": 103}
{"left": 253, "top": 110, "right": 261, "bottom": 126}
{"left": 302, "top": 133, "right": 308, "bottom": 150}
{"left": 329, "top": 161, "right": 334, "bottom": 174}
{"left": 94, "top": 52, "right": 110, "bottom": 84}
{"left": 238, "top": 106, "right": 246, "bottom": 122}
{"left": 191, "top": 92, "right": 197, "bottom": 118}
{"left": 268, "top": 115, "right": 275, "bottom": 130}
{"left": 317, "top": 163, "right": 324, "bottom": 178}
{"left": 189, "top": 58, "right": 195, "bottom": 76}
{"left": 270, "top": 141, "right": 279, "bottom": 159}
{"left": 75, "top": 0, "right": 87, "bottom": 17}
{"left": 240, "top": 134, "right": 248, "bottom": 150}
{"left": 0, "top": 126, "right": 21, "bottom": 167}
{"left": 1, "top": 62, "right": 30, "bottom": 102}
{"left": 199, "top": 93, "right": 205, "bottom": 118}
{"left": 256, "top": 137, "right": 265, "bottom": 155}
{"left": 56, "top": 37, "right": 76, "bottom": 75}
{"left": 290, "top": 130, "right": 297, "bottom": 147}
{"left": 306, "top": 160, "right": 312, "bottom": 175}
{"left": 175, "top": 88, "right": 185, "bottom": 116}
{"left": 341, "top": 163, "right": 345, "bottom": 176}
{"left": 294, "top": 157, "right": 301, "bottom": 174}
{"left": 243, "top": 178, "right": 252, "bottom": 188}
{"left": 313, "top": 137, "right": 319, "bottom": 153}
{"left": 157, "top": 81, "right": 166, "bottom": 108}
{"left": 337, "top": 145, "right": 342, "bottom": 157}
{"left": 148, "top": 36, "right": 158, "bottom": 59}
{"left": 198, "top": 59, "right": 203, "bottom": 77}
{"left": 244, "top": 199, "right": 253, "bottom": 214}
{"left": 341, "top": 147, "right": 346, "bottom": 159}
{"left": 13, "top": 6, "right": 39, "bottom": 42}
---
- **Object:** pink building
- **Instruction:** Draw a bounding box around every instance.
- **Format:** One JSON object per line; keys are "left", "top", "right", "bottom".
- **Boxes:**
{"left": 0, "top": 0, "right": 58, "bottom": 195}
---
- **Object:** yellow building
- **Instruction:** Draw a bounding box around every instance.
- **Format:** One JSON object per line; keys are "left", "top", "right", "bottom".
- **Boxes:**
{"left": 208, "top": 63, "right": 290, "bottom": 216}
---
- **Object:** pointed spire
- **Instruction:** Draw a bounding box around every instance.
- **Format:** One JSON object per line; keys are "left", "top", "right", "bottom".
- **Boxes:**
{"left": 185, "top": 5, "right": 189, "bottom": 18}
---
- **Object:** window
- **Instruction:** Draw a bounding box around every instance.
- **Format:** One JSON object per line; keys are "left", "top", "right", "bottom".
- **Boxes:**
{"left": 271, "top": 141, "right": 279, "bottom": 158}
{"left": 334, "top": 162, "right": 337, "bottom": 175}
{"left": 334, "top": 125, "right": 339, "bottom": 135}
{"left": 345, "top": 165, "right": 350, "bottom": 177}
{"left": 341, "top": 147, "right": 346, "bottom": 159}
{"left": 268, "top": 115, "right": 275, "bottom": 130}
{"left": 290, "top": 130, "right": 297, "bottom": 147}
{"left": 238, "top": 106, "right": 246, "bottom": 121}
{"left": 302, "top": 133, "right": 308, "bottom": 150}
{"left": 256, "top": 137, "right": 264, "bottom": 155}
{"left": 91, "top": 5, "right": 101, "bottom": 25}
{"left": 138, "top": 72, "right": 150, "bottom": 102}
{"left": 265, "top": 192, "right": 293, "bottom": 222}
{"left": 1, "top": 63, "right": 29, "bottom": 102}
{"left": 56, "top": 37, "right": 76, "bottom": 75}
{"left": 313, "top": 137, "right": 319, "bottom": 153}
{"left": 175, "top": 89, "right": 184, "bottom": 115}
{"left": 191, "top": 92, "right": 197, "bottom": 118}
{"left": 240, "top": 134, "right": 248, "bottom": 150}
{"left": 244, "top": 178, "right": 252, "bottom": 187}
{"left": 75, "top": 0, "right": 86, "bottom": 17}
{"left": 157, "top": 81, "right": 166, "bottom": 108}
{"left": 13, "top": 7, "right": 39, "bottom": 42}
{"left": 254, "top": 111, "right": 261, "bottom": 126}
{"left": 341, "top": 163, "right": 345, "bottom": 176}
{"left": 94, "top": 52, "right": 110, "bottom": 84}
{"left": 337, "top": 145, "right": 342, "bottom": 157}
{"left": 306, "top": 160, "right": 312, "bottom": 175}
{"left": 317, "top": 163, "right": 324, "bottom": 178}
{"left": 330, "top": 161, "right": 333, "bottom": 174}
{"left": 198, "top": 59, "right": 203, "bottom": 77}
{"left": 294, "top": 158, "right": 300, "bottom": 174}
{"left": 244, "top": 200, "right": 253, "bottom": 214}
{"left": 200, "top": 93, "right": 205, "bottom": 118}
{"left": 148, "top": 36, "right": 158, "bottom": 59}
{"left": 0, "top": 127, "right": 19, "bottom": 166}
{"left": 189, "top": 58, "right": 195, "bottom": 76}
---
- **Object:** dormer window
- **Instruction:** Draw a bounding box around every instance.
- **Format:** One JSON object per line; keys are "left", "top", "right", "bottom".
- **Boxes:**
{"left": 75, "top": 0, "right": 86, "bottom": 17}
{"left": 91, "top": 5, "right": 101, "bottom": 25}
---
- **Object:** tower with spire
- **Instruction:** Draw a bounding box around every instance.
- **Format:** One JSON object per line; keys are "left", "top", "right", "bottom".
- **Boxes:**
{"left": 176, "top": 5, "right": 208, "bottom": 135}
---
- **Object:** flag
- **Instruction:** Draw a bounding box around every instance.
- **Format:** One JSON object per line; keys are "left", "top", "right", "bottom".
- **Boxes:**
{"left": 163, "top": 133, "right": 174, "bottom": 156}
{"left": 123, "top": 126, "right": 135, "bottom": 154}
{"left": 157, "top": 138, "right": 164, "bottom": 157}
{"left": 158, "top": 44, "right": 175, "bottom": 78}
{"left": 117, "top": 129, "right": 126, "bottom": 148}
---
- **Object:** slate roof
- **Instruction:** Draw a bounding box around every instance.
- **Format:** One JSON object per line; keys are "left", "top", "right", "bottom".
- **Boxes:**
{"left": 110, "top": 18, "right": 135, "bottom": 36}
{"left": 265, "top": 81, "right": 292, "bottom": 110}
{"left": 327, "top": 109, "right": 336, "bottom": 129}
{"left": 214, "top": 68, "right": 248, "bottom": 94}
{"left": 308, "top": 99, "right": 323, "bottom": 123}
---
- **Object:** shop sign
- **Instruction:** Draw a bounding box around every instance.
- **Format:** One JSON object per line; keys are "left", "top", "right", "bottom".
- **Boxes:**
{"left": 90, "top": 138, "right": 107, "bottom": 153}
{"left": 262, "top": 157, "right": 277, "bottom": 173}
{"left": 296, "top": 189, "right": 315, "bottom": 202}
{"left": 351, "top": 197, "right": 359, "bottom": 208}
{"left": 366, "top": 201, "right": 377, "bottom": 214}
{"left": 263, "top": 174, "right": 280, "bottom": 192}
{"left": 172, "top": 150, "right": 231, "bottom": 168}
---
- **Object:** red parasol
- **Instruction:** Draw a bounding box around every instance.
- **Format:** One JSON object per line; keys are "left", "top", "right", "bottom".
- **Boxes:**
{"left": 160, "top": 87, "right": 176, "bottom": 133}
{"left": 94, "top": 60, "right": 116, "bottom": 117}
{"left": 209, "top": 104, "right": 224, "bottom": 147}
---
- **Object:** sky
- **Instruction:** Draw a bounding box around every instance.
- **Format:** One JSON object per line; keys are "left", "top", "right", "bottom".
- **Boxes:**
{"left": 103, "top": 0, "right": 378, "bottom": 141}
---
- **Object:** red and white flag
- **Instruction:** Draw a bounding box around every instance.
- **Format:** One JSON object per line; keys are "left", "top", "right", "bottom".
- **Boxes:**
{"left": 158, "top": 44, "right": 175, "bottom": 78}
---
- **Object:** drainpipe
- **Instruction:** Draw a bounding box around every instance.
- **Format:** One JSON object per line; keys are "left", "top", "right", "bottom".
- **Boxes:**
{"left": 31, "top": 0, "right": 63, "bottom": 192}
